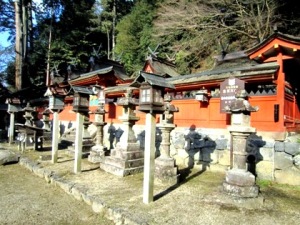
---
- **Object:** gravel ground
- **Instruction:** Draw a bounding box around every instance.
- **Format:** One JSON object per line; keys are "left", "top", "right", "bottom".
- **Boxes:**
{"left": 1, "top": 142, "right": 300, "bottom": 225}
{"left": 0, "top": 162, "right": 113, "bottom": 225}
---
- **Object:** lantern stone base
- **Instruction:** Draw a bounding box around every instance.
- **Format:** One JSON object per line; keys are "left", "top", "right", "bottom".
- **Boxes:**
{"left": 42, "top": 131, "right": 52, "bottom": 147}
{"left": 67, "top": 139, "right": 94, "bottom": 158}
{"left": 100, "top": 143, "right": 144, "bottom": 177}
{"left": 223, "top": 169, "right": 259, "bottom": 198}
{"left": 155, "top": 157, "right": 178, "bottom": 185}
{"left": 88, "top": 145, "right": 107, "bottom": 163}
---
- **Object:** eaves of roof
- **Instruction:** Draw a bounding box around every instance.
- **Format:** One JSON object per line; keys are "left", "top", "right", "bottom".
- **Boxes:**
{"left": 245, "top": 32, "right": 300, "bottom": 55}
{"left": 167, "top": 61, "right": 279, "bottom": 85}
{"left": 69, "top": 67, "right": 114, "bottom": 84}
{"left": 131, "top": 71, "right": 175, "bottom": 89}
{"left": 105, "top": 85, "right": 138, "bottom": 95}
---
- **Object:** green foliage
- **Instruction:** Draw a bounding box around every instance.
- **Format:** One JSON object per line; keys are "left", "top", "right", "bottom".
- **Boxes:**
{"left": 115, "top": 0, "right": 157, "bottom": 75}
{"left": 2, "top": 0, "right": 300, "bottom": 87}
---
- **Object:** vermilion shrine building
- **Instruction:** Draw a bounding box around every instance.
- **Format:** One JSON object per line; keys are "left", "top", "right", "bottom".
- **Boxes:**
{"left": 56, "top": 32, "right": 300, "bottom": 141}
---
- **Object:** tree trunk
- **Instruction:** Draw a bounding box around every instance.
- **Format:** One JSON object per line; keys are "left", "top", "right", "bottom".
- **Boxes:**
{"left": 14, "top": 0, "right": 22, "bottom": 91}
{"left": 112, "top": 0, "right": 116, "bottom": 60}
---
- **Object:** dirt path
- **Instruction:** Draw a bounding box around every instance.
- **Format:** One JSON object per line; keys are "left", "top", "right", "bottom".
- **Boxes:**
{"left": 0, "top": 163, "right": 113, "bottom": 225}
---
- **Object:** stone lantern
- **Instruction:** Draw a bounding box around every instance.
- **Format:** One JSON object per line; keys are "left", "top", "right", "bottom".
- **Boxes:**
{"left": 135, "top": 72, "right": 169, "bottom": 114}
{"left": 22, "top": 102, "right": 34, "bottom": 127}
{"left": 88, "top": 84, "right": 107, "bottom": 163}
{"left": 223, "top": 89, "right": 260, "bottom": 198}
{"left": 155, "top": 92, "right": 179, "bottom": 185}
{"left": 44, "top": 87, "right": 66, "bottom": 164}
{"left": 41, "top": 108, "right": 52, "bottom": 147}
{"left": 100, "top": 88, "right": 142, "bottom": 175}
{"left": 195, "top": 87, "right": 209, "bottom": 102}
{"left": 6, "top": 97, "right": 21, "bottom": 144}
{"left": 131, "top": 71, "right": 175, "bottom": 204}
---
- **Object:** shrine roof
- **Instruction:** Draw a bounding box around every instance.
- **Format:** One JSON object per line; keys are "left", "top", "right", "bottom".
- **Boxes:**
{"left": 105, "top": 85, "right": 137, "bottom": 94}
{"left": 213, "top": 51, "right": 259, "bottom": 70}
{"left": 245, "top": 32, "right": 300, "bottom": 55}
{"left": 245, "top": 32, "right": 300, "bottom": 62}
{"left": 7, "top": 85, "right": 48, "bottom": 106}
{"left": 167, "top": 61, "right": 279, "bottom": 85}
{"left": 143, "top": 55, "right": 180, "bottom": 77}
{"left": 131, "top": 71, "right": 175, "bottom": 89}
{"left": 69, "top": 65, "right": 131, "bottom": 86}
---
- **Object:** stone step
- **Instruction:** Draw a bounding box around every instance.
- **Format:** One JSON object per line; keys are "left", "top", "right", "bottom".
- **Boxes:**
{"left": 100, "top": 163, "right": 144, "bottom": 177}
{"left": 110, "top": 149, "right": 144, "bottom": 160}
{"left": 101, "top": 156, "right": 144, "bottom": 169}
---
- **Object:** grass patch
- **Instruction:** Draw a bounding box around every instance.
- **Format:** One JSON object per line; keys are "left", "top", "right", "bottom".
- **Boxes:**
{"left": 256, "top": 179, "right": 273, "bottom": 188}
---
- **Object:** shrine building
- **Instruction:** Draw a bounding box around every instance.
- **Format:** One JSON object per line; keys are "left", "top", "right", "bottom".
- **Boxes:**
{"left": 57, "top": 32, "right": 300, "bottom": 141}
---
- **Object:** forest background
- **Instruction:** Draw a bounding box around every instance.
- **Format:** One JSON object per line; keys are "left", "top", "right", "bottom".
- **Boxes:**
{"left": 1, "top": 0, "right": 300, "bottom": 91}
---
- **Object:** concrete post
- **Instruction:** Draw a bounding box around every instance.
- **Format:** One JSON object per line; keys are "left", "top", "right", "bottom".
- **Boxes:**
{"left": 9, "top": 112, "right": 15, "bottom": 144}
{"left": 51, "top": 111, "right": 59, "bottom": 163}
{"left": 143, "top": 113, "right": 156, "bottom": 204}
{"left": 74, "top": 112, "right": 84, "bottom": 173}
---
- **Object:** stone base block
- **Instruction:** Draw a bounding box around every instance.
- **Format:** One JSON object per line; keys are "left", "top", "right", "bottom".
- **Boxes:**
{"left": 223, "top": 169, "right": 259, "bottom": 198}
{"left": 100, "top": 141, "right": 144, "bottom": 176}
{"left": 88, "top": 147, "right": 107, "bottom": 164}
{"left": 111, "top": 149, "right": 144, "bottom": 160}
{"left": 100, "top": 162, "right": 144, "bottom": 177}
{"left": 155, "top": 157, "right": 178, "bottom": 185}
{"left": 116, "top": 142, "right": 140, "bottom": 152}
{"left": 88, "top": 151, "right": 104, "bottom": 164}
{"left": 225, "top": 169, "right": 256, "bottom": 186}
{"left": 66, "top": 147, "right": 90, "bottom": 158}
{"left": 223, "top": 182, "right": 259, "bottom": 198}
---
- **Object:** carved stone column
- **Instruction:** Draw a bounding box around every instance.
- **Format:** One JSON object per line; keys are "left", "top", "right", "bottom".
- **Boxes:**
{"left": 81, "top": 113, "right": 94, "bottom": 155}
{"left": 155, "top": 93, "right": 179, "bottom": 185}
{"left": 88, "top": 104, "right": 107, "bottom": 163}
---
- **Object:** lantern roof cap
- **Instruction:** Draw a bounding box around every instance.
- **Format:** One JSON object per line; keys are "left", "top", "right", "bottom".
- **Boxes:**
{"left": 71, "top": 85, "right": 94, "bottom": 95}
{"left": 130, "top": 71, "right": 175, "bottom": 89}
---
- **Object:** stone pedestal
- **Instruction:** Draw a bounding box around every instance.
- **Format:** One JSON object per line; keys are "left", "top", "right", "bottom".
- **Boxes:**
{"left": 223, "top": 90, "right": 259, "bottom": 198}
{"left": 88, "top": 110, "right": 107, "bottom": 163}
{"left": 100, "top": 92, "right": 143, "bottom": 176}
{"left": 223, "top": 169, "right": 259, "bottom": 198}
{"left": 82, "top": 114, "right": 94, "bottom": 154}
{"left": 223, "top": 126, "right": 259, "bottom": 197}
{"left": 155, "top": 124, "right": 178, "bottom": 185}
{"left": 42, "top": 108, "right": 52, "bottom": 147}
{"left": 67, "top": 113, "right": 93, "bottom": 159}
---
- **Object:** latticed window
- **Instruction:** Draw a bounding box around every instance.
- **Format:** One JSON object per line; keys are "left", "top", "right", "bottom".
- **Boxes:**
{"left": 153, "top": 89, "right": 162, "bottom": 103}
{"left": 74, "top": 95, "right": 80, "bottom": 106}
{"left": 141, "top": 89, "right": 151, "bottom": 102}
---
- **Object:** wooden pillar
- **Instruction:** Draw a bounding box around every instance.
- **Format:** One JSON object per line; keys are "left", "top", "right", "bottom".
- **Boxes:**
{"left": 74, "top": 112, "right": 84, "bottom": 174}
{"left": 277, "top": 52, "right": 285, "bottom": 128}
{"left": 143, "top": 113, "right": 156, "bottom": 204}
{"left": 51, "top": 111, "right": 59, "bottom": 163}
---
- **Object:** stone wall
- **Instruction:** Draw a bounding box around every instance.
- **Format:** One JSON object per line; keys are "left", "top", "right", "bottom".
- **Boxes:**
{"left": 61, "top": 120, "right": 300, "bottom": 186}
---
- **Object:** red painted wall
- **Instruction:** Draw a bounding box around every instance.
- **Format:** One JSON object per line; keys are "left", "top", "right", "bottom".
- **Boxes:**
{"left": 58, "top": 95, "right": 284, "bottom": 132}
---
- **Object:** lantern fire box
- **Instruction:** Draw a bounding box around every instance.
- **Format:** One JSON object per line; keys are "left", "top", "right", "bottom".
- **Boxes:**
{"left": 49, "top": 95, "right": 65, "bottom": 111}
{"left": 71, "top": 85, "right": 94, "bottom": 113}
{"left": 130, "top": 71, "right": 175, "bottom": 114}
